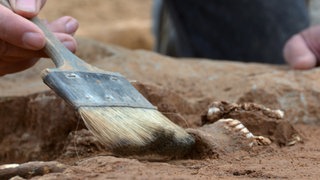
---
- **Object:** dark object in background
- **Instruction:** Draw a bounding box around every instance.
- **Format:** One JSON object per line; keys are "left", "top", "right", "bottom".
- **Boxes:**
{"left": 153, "top": 0, "right": 309, "bottom": 64}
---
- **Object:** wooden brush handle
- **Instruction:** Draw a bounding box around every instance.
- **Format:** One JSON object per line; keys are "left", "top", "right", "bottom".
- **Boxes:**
{"left": 0, "top": 0, "right": 94, "bottom": 71}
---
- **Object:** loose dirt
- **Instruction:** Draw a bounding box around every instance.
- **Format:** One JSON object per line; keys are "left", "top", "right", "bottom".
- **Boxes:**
{"left": 1, "top": 1, "right": 320, "bottom": 179}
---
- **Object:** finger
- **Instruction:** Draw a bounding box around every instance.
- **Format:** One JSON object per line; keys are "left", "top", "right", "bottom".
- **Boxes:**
{"left": 9, "top": 0, "right": 47, "bottom": 18}
{"left": 0, "top": 33, "right": 77, "bottom": 58}
{"left": 47, "top": 33, "right": 77, "bottom": 53}
{"left": 283, "top": 26, "right": 320, "bottom": 70}
{"left": 0, "top": 58, "right": 38, "bottom": 76}
{"left": 46, "top": 16, "right": 79, "bottom": 35}
{"left": 283, "top": 34, "right": 317, "bottom": 70}
{"left": 0, "top": 56, "right": 37, "bottom": 63}
{"left": 301, "top": 26, "right": 320, "bottom": 64}
{"left": 0, "top": 4, "right": 45, "bottom": 50}
{"left": 0, "top": 39, "right": 45, "bottom": 59}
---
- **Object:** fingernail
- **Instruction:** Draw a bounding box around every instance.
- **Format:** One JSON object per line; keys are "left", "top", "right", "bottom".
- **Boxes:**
{"left": 15, "top": 0, "right": 38, "bottom": 13}
{"left": 22, "top": 32, "right": 45, "bottom": 50}
{"left": 62, "top": 41, "right": 76, "bottom": 52}
{"left": 65, "top": 19, "right": 78, "bottom": 34}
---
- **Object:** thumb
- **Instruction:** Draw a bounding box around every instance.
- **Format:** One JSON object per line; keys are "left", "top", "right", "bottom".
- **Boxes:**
{"left": 9, "top": 0, "right": 46, "bottom": 18}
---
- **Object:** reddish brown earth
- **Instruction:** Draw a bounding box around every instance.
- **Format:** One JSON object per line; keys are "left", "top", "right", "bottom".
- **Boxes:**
{"left": 1, "top": 1, "right": 320, "bottom": 179}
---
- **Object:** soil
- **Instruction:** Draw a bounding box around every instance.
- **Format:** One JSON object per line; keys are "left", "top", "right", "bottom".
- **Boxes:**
{"left": 1, "top": 1, "right": 320, "bottom": 179}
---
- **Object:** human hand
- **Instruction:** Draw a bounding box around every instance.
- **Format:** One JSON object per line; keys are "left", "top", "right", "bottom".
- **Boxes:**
{"left": 283, "top": 25, "right": 320, "bottom": 70}
{"left": 0, "top": 0, "right": 78, "bottom": 76}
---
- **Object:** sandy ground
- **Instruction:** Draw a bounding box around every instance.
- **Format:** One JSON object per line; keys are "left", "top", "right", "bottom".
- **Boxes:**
{"left": 1, "top": 0, "right": 320, "bottom": 179}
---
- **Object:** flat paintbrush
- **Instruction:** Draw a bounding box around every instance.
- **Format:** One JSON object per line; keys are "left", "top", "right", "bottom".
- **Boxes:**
{"left": 1, "top": 0, "right": 195, "bottom": 156}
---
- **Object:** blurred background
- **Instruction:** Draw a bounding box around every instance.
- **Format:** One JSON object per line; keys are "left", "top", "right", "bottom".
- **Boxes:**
{"left": 39, "top": 0, "right": 154, "bottom": 50}
{"left": 39, "top": 0, "right": 320, "bottom": 52}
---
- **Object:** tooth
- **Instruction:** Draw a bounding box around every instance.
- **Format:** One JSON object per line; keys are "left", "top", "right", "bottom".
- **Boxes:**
{"left": 275, "top": 109, "right": 284, "bottom": 118}
{"left": 207, "top": 107, "right": 220, "bottom": 116}
{"left": 235, "top": 124, "right": 245, "bottom": 130}
{"left": 218, "top": 119, "right": 230, "bottom": 122}
{"left": 240, "top": 128, "right": 249, "bottom": 134}
{"left": 228, "top": 120, "right": 241, "bottom": 126}
{"left": 246, "top": 132, "right": 254, "bottom": 138}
